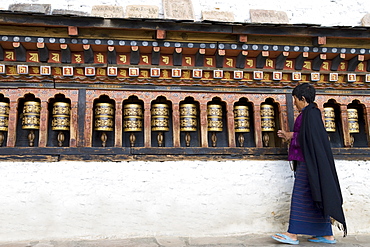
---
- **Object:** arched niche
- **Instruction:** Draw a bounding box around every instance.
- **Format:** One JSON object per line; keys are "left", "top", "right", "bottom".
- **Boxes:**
{"left": 92, "top": 95, "right": 115, "bottom": 147}
{"left": 151, "top": 96, "right": 173, "bottom": 147}
{"left": 122, "top": 95, "right": 144, "bottom": 147}
{"left": 260, "top": 98, "right": 281, "bottom": 147}
{"left": 0, "top": 94, "right": 10, "bottom": 147}
{"left": 47, "top": 94, "right": 71, "bottom": 147}
{"left": 179, "top": 96, "right": 200, "bottom": 147}
{"left": 207, "top": 97, "right": 228, "bottom": 147}
{"left": 347, "top": 100, "right": 368, "bottom": 147}
{"left": 234, "top": 97, "right": 255, "bottom": 147}
{"left": 323, "top": 99, "right": 343, "bottom": 147}
{"left": 16, "top": 94, "right": 41, "bottom": 147}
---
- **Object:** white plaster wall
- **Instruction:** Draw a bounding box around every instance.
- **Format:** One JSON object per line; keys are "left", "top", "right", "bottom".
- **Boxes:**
{"left": 0, "top": 0, "right": 369, "bottom": 26}
{"left": 0, "top": 159, "right": 368, "bottom": 241}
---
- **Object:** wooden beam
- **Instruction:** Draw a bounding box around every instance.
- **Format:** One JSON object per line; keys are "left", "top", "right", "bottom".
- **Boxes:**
{"left": 130, "top": 46, "right": 140, "bottom": 65}
{"left": 13, "top": 42, "right": 26, "bottom": 62}
{"left": 151, "top": 47, "right": 160, "bottom": 65}
{"left": 173, "top": 48, "right": 182, "bottom": 66}
{"left": 256, "top": 51, "right": 269, "bottom": 69}
{"left": 37, "top": 43, "right": 49, "bottom": 63}
{"left": 216, "top": 49, "right": 225, "bottom": 68}
{"left": 295, "top": 52, "right": 309, "bottom": 70}
{"left": 195, "top": 49, "right": 205, "bottom": 67}
{"left": 60, "top": 44, "right": 71, "bottom": 63}
{"left": 275, "top": 52, "right": 289, "bottom": 70}
{"left": 348, "top": 55, "right": 364, "bottom": 71}
{"left": 312, "top": 53, "right": 326, "bottom": 71}
{"left": 236, "top": 50, "right": 248, "bottom": 69}
{"left": 83, "top": 44, "right": 94, "bottom": 64}
{"left": 331, "top": 53, "right": 345, "bottom": 71}
{"left": 107, "top": 46, "right": 117, "bottom": 64}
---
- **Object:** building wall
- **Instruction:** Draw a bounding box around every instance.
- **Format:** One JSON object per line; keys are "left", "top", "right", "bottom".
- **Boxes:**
{"left": 0, "top": 0, "right": 369, "bottom": 26}
{"left": 0, "top": 159, "right": 368, "bottom": 241}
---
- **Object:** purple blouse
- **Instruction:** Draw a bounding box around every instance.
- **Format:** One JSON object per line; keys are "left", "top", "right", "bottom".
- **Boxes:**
{"left": 288, "top": 111, "right": 305, "bottom": 162}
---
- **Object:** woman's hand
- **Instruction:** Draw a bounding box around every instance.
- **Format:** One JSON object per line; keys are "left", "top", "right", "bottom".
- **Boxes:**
{"left": 277, "top": 130, "right": 294, "bottom": 142}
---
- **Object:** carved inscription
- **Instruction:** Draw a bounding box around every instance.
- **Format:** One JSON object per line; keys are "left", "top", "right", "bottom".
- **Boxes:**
{"left": 125, "top": 5, "right": 159, "bottom": 18}
{"left": 361, "top": 13, "right": 370, "bottom": 26}
{"left": 163, "top": 0, "right": 194, "bottom": 20}
{"left": 250, "top": 9, "right": 289, "bottom": 24}
{"left": 202, "top": 11, "right": 234, "bottom": 22}
{"left": 91, "top": 5, "right": 124, "bottom": 18}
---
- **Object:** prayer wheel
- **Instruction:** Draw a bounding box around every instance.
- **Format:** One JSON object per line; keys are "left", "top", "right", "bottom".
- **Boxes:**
{"left": 234, "top": 105, "right": 250, "bottom": 147}
{"left": 22, "top": 101, "right": 41, "bottom": 147}
{"left": 151, "top": 103, "right": 170, "bottom": 147}
{"left": 180, "top": 103, "right": 197, "bottom": 147}
{"left": 207, "top": 104, "right": 223, "bottom": 147}
{"left": 22, "top": 101, "right": 41, "bottom": 130}
{"left": 0, "top": 102, "right": 9, "bottom": 132}
{"left": 123, "top": 103, "right": 143, "bottom": 147}
{"left": 94, "top": 103, "right": 114, "bottom": 147}
{"left": 260, "top": 104, "right": 275, "bottom": 132}
{"left": 0, "top": 102, "right": 9, "bottom": 147}
{"left": 324, "top": 107, "right": 336, "bottom": 132}
{"left": 52, "top": 102, "right": 70, "bottom": 131}
{"left": 347, "top": 108, "right": 359, "bottom": 134}
{"left": 52, "top": 102, "right": 71, "bottom": 147}
{"left": 260, "top": 104, "right": 275, "bottom": 147}
{"left": 151, "top": 104, "right": 169, "bottom": 131}
{"left": 348, "top": 108, "right": 359, "bottom": 147}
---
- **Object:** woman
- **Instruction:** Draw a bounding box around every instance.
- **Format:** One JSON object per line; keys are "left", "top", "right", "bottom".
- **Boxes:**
{"left": 272, "top": 83, "right": 347, "bottom": 245}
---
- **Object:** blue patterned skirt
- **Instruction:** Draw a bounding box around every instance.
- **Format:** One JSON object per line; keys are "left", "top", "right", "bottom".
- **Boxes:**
{"left": 288, "top": 161, "right": 333, "bottom": 236}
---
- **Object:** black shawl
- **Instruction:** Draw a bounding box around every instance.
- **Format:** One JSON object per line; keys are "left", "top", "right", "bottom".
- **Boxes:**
{"left": 299, "top": 103, "right": 347, "bottom": 236}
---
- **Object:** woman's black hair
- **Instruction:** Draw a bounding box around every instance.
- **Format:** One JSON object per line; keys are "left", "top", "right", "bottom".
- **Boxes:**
{"left": 292, "top": 83, "right": 316, "bottom": 103}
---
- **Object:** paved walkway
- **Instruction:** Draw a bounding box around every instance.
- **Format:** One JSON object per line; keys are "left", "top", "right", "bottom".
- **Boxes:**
{"left": 0, "top": 234, "right": 369, "bottom": 247}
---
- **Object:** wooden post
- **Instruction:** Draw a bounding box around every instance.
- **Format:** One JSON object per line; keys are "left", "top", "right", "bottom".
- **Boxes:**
{"left": 226, "top": 103, "right": 236, "bottom": 147}
{"left": 254, "top": 104, "right": 263, "bottom": 148}
{"left": 69, "top": 100, "right": 78, "bottom": 147}
{"left": 340, "top": 104, "right": 351, "bottom": 147}
{"left": 6, "top": 100, "right": 18, "bottom": 147}
{"left": 199, "top": 103, "right": 208, "bottom": 147}
{"left": 172, "top": 103, "right": 181, "bottom": 147}
{"left": 364, "top": 107, "right": 370, "bottom": 147}
{"left": 85, "top": 101, "right": 94, "bottom": 147}
{"left": 144, "top": 103, "right": 151, "bottom": 147}
{"left": 38, "top": 101, "right": 48, "bottom": 147}
{"left": 114, "top": 101, "right": 123, "bottom": 147}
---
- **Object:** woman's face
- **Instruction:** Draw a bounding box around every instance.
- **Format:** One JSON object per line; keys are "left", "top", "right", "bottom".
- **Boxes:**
{"left": 293, "top": 95, "right": 308, "bottom": 111}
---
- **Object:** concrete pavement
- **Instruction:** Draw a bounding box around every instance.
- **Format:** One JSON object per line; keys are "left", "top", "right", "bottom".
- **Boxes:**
{"left": 0, "top": 234, "right": 369, "bottom": 247}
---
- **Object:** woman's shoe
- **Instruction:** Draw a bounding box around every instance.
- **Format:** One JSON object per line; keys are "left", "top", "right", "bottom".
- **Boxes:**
{"left": 308, "top": 236, "right": 336, "bottom": 244}
{"left": 271, "top": 233, "right": 299, "bottom": 245}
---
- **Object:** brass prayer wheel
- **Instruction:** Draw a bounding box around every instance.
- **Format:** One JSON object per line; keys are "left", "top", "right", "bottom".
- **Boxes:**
{"left": 324, "top": 107, "right": 336, "bottom": 132}
{"left": 347, "top": 108, "right": 359, "bottom": 134}
{"left": 151, "top": 103, "right": 170, "bottom": 132}
{"left": 123, "top": 104, "right": 143, "bottom": 132}
{"left": 0, "top": 102, "right": 9, "bottom": 132}
{"left": 180, "top": 103, "right": 197, "bottom": 132}
{"left": 22, "top": 101, "right": 41, "bottom": 130}
{"left": 52, "top": 102, "right": 71, "bottom": 147}
{"left": 0, "top": 102, "right": 9, "bottom": 147}
{"left": 234, "top": 105, "right": 250, "bottom": 133}
{"left": 52, "top": 102, "right": 70, "bottom": 131}
{"left": 207, "top": 104, "right": 223, "bottom": 132}
{"left": 260, "top": 104, "right": 275, "bottom": 132}
{"left": 94, "top": 103, "right": 114, "bottom": 132}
